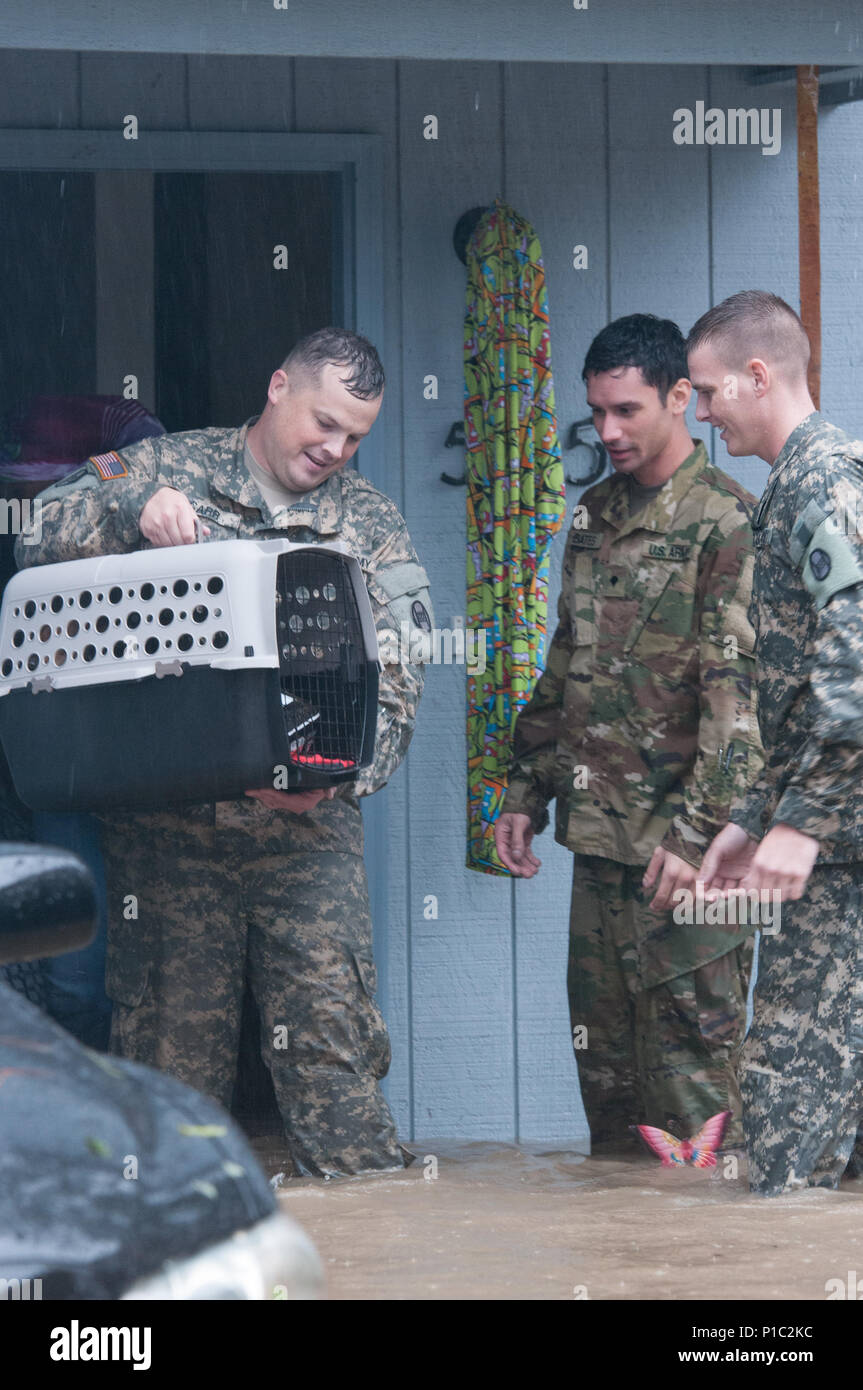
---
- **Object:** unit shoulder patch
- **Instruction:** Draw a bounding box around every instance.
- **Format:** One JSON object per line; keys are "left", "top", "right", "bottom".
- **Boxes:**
{"left": 411, "top": 599, "right": 432, "bottom": 632}
{"left": 800, "top": 515, "right": 863, "bottom": 609}
{"left": 808, "top": 547, "right": 831, "bottom": 581}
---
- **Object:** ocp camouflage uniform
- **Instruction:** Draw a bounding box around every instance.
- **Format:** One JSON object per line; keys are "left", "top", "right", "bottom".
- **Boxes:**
{"left": 14, "top": 420, "right": 433, "bottom": 1178}
{"left": 730, "top": 412, "right": 863, "bottom": 1195}
{"left": 502, "top": 441, "right": 762, "bottom": 1150}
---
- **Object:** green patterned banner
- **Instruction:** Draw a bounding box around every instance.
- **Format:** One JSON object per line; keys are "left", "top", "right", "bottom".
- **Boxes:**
{"left": 465, "top": 200, "right": 565, "bottom": 874}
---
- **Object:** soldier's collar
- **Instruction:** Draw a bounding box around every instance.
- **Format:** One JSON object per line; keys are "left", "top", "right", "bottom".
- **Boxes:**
{"left": 770, "top": 411, "right": 823, "bottom": 478}
{"left": 210, "top": 418, "right": 344, "bottom": 533}
{"left": 600, "top": 440, "right": 709, "bottom": 534}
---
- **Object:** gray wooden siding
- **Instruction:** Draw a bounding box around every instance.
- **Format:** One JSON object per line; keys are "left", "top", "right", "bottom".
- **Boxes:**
{"left": 0, "top": 51, "right": 859, "bottom": 1141}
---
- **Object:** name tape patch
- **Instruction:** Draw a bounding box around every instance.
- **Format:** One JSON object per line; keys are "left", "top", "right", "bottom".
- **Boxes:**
{"left": 648, "top": 542, "right": 691, "bottom": 560}
{"left": 192, "top": 501, "right": 242, "bottom": 530}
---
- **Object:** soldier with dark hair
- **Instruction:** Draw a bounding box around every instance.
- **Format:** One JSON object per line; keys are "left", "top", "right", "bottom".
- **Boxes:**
{"left": 496, "top": 313, "right": 762, "bottom": 1154}
{"left": 15, "top": 327, "right": 433, "bottom": 1179}
{"left": 690, "top": 290, "right": 863, "bottom": 1195}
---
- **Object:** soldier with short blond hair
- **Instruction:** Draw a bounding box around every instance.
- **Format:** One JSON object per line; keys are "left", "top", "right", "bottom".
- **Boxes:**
{"left": 690, "top": 289, "right": 863, "bottom": 1195}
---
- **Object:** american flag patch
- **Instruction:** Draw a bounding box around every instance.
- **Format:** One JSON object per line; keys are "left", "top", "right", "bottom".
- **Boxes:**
{"left": 90, "top": 451, "right": 128, "bottom": 480}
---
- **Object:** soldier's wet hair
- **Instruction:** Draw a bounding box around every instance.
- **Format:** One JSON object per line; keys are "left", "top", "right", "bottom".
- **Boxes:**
{"left": 582, "top": 314, "right": 688, "bottom": 405}
{"left": 687, "top": 291, "right": 810, "bottom": 381}
{"left": 280, "top": 327, "right": 385, "bottom": 400}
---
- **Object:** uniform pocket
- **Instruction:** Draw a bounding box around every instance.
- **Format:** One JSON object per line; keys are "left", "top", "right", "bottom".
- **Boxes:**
{"left": 105, "top": 956, "right": 149, "bottom": 1009}
{"left": 568, "top": 553, "right": 597, "bottom": 646}
{"left": 621, "top": 562, "right": 698, "bottom": 693}
{"left": 104, "top": 905, "right": 150, "bottom": 1008}
{"left": 848, "top": 880, "right": 863, "bottom": 1055}
{"left": 693, "top": 947, "right": 750, "bottom": 1051}
{"left": 351, "top": 950, "right": 391, "bottom": 1079}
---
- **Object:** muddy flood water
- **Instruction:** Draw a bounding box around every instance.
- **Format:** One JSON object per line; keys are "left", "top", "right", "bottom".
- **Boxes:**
{"left": 254, "top": 1140, "right": 863, "bottom": 1300}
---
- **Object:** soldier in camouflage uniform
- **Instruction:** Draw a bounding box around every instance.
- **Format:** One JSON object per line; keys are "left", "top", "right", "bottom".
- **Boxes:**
{"left": 691, "top": 290, "right": 863, "bottom": 1195}
{"left": 496, "top": 315, "right": 762, "bottom": 1153}
{"left": 14, "top": 328, "right": 433, "bottom": 1178}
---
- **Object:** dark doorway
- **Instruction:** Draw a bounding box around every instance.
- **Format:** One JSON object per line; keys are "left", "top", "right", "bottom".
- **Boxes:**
{"left": 0, "top": 167, "right": 338, "bottom": 441}
{"left": 0, "top": 171, "right": 96, "bottom": 441}
{"left": 154, "top": 170, "right": 338, "bottom": 431}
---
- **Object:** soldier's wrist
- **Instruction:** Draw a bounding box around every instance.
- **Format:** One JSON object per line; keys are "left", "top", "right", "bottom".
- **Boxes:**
{"left": 501, "top": 785, "right": 549, "bottom": 833}
{"left": 127, "top": 482, "right": 171, "bottom": 540}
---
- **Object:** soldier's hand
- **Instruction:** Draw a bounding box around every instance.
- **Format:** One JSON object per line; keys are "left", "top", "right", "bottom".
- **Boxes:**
{"left": 495, "top": 812, "right": 541, "bottom": 878}
{"left": 698, "top": 822, "right": 759, "bottom": 895}
{"left": 245, "top": 787, "right": 337, "bottom": 813}
{"left": 738, "top": 822, "right": 819, "bottom": 901}
{"left": 139, "top": 487, "right": 210, "bottom": 547}
{"left": 643, "top": 846, "right": 698, "bottom": 911}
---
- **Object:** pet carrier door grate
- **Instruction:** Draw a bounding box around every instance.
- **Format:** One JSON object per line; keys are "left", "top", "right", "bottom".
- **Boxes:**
{"left": 275, "top": 549, "right": 370, "bottom": 772}
{"left": 0, "top": 539, "right": 379, "bottom": 811}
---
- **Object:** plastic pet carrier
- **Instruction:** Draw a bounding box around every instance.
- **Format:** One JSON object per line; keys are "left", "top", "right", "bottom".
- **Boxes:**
{"left": 0, "top": 539, "right": 379, "bottom": 811}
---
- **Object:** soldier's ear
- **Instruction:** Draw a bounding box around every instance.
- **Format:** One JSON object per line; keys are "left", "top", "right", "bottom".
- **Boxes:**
{"left": 267, "top": 369, "right": 290, "bottom": 406}
{"left": 749, "top": 358, "right": 770, "bottom": 397}
{"left": 668, "top": 377, "right": 692, "bottom": 415}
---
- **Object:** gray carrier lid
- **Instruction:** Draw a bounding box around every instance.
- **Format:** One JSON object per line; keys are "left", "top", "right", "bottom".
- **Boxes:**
{"left": 0, "top": 538, "right": 379, "bottom": 696}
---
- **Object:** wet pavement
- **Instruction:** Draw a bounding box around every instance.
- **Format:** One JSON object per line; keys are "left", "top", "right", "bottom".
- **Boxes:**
{"left": 253, "top": 1139, "right": 863, "bottom": 1300}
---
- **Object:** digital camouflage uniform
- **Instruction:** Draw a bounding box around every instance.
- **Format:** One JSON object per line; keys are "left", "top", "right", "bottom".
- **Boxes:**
{"left": 14, "top": 419, "right": 433, "bottom": 1178}
{"left": 502, "top": 442, "right": 762, "bottom": 1150}
{"left": 730, "top": 413, "right": 863, "bottom": 1195}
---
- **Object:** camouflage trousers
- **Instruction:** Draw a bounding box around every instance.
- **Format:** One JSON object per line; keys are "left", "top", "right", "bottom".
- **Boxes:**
{"left": 741, "top": 864, "right": 863, "bottom": 1196}
{"left": 99, "top": 801, "right": 404, "bottom": 1179}
{"left": 568, "top": 855, "right": 752, "bottom": 1152}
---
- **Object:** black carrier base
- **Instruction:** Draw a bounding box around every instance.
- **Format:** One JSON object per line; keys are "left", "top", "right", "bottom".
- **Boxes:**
{"left": 0, "top": 663, "right": 376, "bottom": 812}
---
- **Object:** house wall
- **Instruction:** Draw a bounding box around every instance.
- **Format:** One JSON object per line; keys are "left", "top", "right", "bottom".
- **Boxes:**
{"left": 1, "top": 50, "right": 860, "bottom": 1141}
{"left": 0, "top": 0, "right": 861, "bottom": 64}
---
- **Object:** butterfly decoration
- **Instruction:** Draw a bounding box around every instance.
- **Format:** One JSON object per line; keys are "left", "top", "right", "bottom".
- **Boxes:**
{"left": 632, "top": 1110, "right": 732, "bottom": 1168}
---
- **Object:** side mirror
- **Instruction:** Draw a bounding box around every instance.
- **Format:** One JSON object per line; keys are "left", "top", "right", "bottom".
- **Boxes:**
{"left": 0, "top": 844, "right": 97, "bottom": 965}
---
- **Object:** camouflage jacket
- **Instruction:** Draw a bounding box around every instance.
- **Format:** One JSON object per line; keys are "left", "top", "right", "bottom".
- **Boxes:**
{"left": 14, "top": 420, "right": 432, "bottom": 841}
{"left": 502, "top": 442, "right": 762, "bottom": 871}
{"left": 731, "top": 412, "right": 863, "bottom": 862}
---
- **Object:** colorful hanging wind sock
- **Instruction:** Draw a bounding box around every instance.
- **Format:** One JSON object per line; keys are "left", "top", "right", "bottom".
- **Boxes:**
{"left": 464, "top": 200, "right": 566, "bottom": 873}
